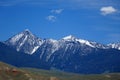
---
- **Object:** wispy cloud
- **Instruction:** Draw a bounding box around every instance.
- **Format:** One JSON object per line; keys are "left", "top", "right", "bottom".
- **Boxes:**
{"left": 46, "top": 8, "right": 64, "bottom": 22}
{"left": 0, "top": 0, "right": 120, "bottom": 10}
{"left": 100, "top": 6, "right": 117, "bottom": 16}
{"left": 51, "top": 9, "right": 64, "bottom": 14}
{"left": 46, "top": 15, "right": 56, "bottom": 22}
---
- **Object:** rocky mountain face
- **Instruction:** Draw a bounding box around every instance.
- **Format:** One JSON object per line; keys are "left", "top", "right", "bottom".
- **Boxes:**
{"left": 0, "top": 30, "right": 120, "bottom": 74}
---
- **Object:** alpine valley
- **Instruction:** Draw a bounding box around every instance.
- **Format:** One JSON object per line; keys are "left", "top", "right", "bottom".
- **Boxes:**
{"left": 0, "top": 29, "right": 120, "bottom": 74}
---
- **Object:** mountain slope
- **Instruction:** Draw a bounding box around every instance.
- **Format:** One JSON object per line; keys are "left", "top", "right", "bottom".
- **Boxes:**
{"left": 0, "top": 41, "right": 52, "bottom": 70}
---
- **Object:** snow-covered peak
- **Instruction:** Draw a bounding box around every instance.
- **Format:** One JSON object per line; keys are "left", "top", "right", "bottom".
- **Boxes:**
{"left": 8, "top": 30, "right": 34, "bottom": 44}
{"left": 24, "top": 29, "right": 30, "bottom": 32}
{"left": 62, "top": 35, "right": 109, "bottom": 49}
{"left": 62, "top": 35, "right": 95, "bottom": 48}
{"left": 5, "top": 30, "right": 43, "bottom": 54}
{"left": 48, "top": 39, "right": 58, "bottom": 43}
{"left": 22, "top": 29, "right": 33, "bottom": 36}
{"left": 76, "top": 39, "right": 95, "bottom": 48}
{"left": 62, "top": 35, "right": 77, "bottom": 41}
{"left": 108, "top": 42, "right": 120, "bottom": 50}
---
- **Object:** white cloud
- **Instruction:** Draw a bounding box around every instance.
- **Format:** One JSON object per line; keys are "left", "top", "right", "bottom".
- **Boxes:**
{"left": 100, "top": 6, "right": 117, "bottom": 15}
{"left": 51, "top": 9, "right": 64, "bottom": 14}
{"left": 46, "top": 9, "right": 63, "bottom": 22}
{"left": 46, "top": 15, "right": 56, "bottom": 22}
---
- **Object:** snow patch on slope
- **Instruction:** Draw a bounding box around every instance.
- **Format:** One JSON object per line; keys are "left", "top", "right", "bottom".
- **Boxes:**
{"left": 46, "top": 39, "right": 60, "bottom": 61}
{"left": 63, "top": 35, "right": 95, "bottom": 48}
{"left": 10, "top": 33, "right": 24, "bottom": 45}
{"left": 31, "top": 46, "right": 40, "bottom": 54}
{"left": 76, "top": 39, "right": 95, "bottom": 48}
{"left": 63, "top": 35, "right": 75, "bottom": 41}
{"left": 49, "top": 39, "right": 60, "bottom": 53}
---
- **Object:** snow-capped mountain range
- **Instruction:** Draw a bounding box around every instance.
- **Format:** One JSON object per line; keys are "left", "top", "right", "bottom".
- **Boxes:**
{"left": 5, "top": 29, "right": 120, "bottom": 54}
{"left": 0, "top": 29, "right": 120, "bottom": 74}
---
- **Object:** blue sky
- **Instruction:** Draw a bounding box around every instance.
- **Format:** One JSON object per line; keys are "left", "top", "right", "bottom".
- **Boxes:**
{"left": 0, "top": 0, "right": 120, "bottom": 44}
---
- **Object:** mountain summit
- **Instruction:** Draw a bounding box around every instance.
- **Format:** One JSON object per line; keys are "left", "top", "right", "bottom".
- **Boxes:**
{"left": 62, "top": 35, "right": 77, "bottom": 41}
{"left": 5, "top": 29, "right": 43, "bottom": 54}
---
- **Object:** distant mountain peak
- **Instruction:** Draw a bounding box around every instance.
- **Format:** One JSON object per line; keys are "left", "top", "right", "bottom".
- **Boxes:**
{"left": 22, "top": 29, "right": 33, "bottom": 36}
{"left": 24, "top": 29, "right": 30, "bottom": 31}
{"left": 62, "top": 35, "right": 77, "bottom": 41}
{"left": 5, "top": 30, "right": 43, "bottom": 54}
{"left": 7, "top": 30, "right": 34, "bottom": 45}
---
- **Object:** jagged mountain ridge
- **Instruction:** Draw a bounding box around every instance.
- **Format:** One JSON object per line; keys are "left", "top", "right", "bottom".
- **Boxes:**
{"left": 1, "top": 29, "right": 120, "bottom": 74}
{"left": 108, "top": 43, "right": 120, "bottom": 50}
{"left": 5, "top": 30, "right": 119, "bottom": 54}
